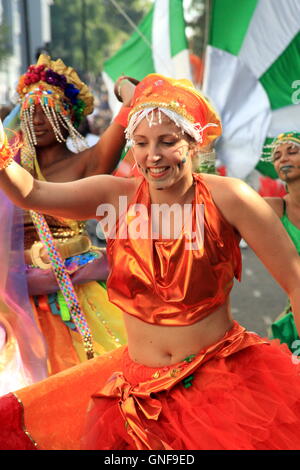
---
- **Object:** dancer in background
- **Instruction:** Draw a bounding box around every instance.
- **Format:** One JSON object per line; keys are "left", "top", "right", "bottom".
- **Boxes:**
{"left": 264, "top": 132, "right": 300, "bottom": 350}
{"left": 1, "top": 75, "right": 300, "bottom": 450}
{"left": 0, "top": 54, "right": 135, "bottom": 394}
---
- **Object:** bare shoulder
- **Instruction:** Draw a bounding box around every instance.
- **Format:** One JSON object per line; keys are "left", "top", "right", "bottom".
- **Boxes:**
{"left": 201, "top": 173, "right": 242, "bottom": 192}
{"left": 200, "top": 173, "right": 272, "bottom": 227}
{"left": 200, "top": 173, "right": 252, "bottom": 206}
{"left": 263, "top": 197, "right": 284, "bottom": 218}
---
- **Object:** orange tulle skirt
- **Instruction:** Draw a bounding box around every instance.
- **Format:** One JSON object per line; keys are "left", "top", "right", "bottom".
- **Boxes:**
{"left": 83, "top": 327, "right": 300, "bottom": 450}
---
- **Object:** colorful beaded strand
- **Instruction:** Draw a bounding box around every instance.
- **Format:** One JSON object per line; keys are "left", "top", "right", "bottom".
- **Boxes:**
{"left": 30, "top": 210, "right": 94, "bottom": 359}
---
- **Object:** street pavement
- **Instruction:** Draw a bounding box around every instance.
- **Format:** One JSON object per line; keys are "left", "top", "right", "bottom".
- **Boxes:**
{"left": 231, "top": 243, "right": 287, "bottom": 337}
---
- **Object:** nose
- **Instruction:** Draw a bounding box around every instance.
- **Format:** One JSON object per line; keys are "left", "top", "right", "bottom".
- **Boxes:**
{"left": 32, "top": 107, "right": 46, "bottom": 126}
{"left": 279, "top": 150, "right": 290, "bottom": 163}
{"left": 148, "top": 154, "right": 162, "bottom": 163}
{"left": 147, "top": 143, "right": 162, "bottom": 164}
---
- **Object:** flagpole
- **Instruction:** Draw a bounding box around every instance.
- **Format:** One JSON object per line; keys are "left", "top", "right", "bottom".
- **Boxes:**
{"left": 203, "top": 0, "right": 211, "bottom": 59}
{"left": 201, "top": 0, "right": 211, "bottom": 89}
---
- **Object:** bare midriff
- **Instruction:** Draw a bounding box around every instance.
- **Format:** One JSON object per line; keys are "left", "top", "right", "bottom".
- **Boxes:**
{"left": 123, "top": 298, "right": 233, "bottom": 367}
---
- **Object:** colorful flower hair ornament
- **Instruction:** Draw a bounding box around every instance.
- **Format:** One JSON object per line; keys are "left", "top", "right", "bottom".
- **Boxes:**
{"left": 17, "top": 55, "right": 93, "bottom": 122}
{"left": 261, "top": 132, "right": 300, "bottom": 162}
{"left": 16, "top": 54, "right": 94, "bottom": 173}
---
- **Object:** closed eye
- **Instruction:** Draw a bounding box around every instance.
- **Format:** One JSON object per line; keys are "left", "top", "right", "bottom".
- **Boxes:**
{"left": 162, "top": 141, "right": 176, "bottom": 146}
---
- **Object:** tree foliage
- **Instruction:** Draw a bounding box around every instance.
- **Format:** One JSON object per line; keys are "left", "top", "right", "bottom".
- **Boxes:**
{"left": 49, "top": 0, "right": 152, "bottom": 77}
{"left": 0, "top": 22, "right": 10, "bottom": 65}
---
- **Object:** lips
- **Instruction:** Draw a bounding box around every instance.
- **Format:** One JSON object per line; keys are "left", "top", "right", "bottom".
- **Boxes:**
{"left": 147, "top": 166, "right": 170, "bottom": 178}
{"left": 34, "top": 127, "right": 48, "bottom": 135}
{"left": 280, "top": 165, "right": 294, "bottom": 172}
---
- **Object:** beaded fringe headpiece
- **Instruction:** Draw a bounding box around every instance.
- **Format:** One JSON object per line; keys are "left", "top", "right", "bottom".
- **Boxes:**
{"left": 16, "top": 54, "right": 94, "bottom": 173}
{"left": 261, "top": 132, "right": 300, "bottom": 162}
{"left": 125, "top": 107, "right": 217, "bottom": 146}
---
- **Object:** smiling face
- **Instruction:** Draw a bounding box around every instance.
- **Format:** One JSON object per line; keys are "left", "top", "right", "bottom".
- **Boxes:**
{"left": 131, "top": 112, "right": 195, "bottom": 191}
{"left": 273, "top": 141, "right": 300, "bottom": 183}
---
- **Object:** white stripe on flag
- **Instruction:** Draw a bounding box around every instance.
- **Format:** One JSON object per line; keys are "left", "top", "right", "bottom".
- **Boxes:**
{"left": 203, "top": 47, "right": 271, "bottom": 178}
{"left": 152, "top": 0, "right": 173, "bottom": 76}
{"left": 102, "top": 71, "right": 122, "bottom": 117}
{"left": 268, "top": 103, "right": 300, "bottom": 137}
{"left": 152, "top": 0, "right": 192, "bottom": 80}
{"left": 239, "top": 0, "right": 300, "bottom": 78}
{"left": 172, "top": 49, "right": 193, "bottom": 80}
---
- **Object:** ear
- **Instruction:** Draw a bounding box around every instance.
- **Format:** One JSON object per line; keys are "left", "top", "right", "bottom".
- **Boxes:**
{"left": 188, "top": 141, "right": 198, "bottom": 159}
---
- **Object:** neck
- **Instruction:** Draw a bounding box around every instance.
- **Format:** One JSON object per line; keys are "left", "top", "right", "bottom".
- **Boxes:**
{"left": 286, "top": 181, "right": 300, "bottom": 207}
{"left": 35, "top": 141, "right": 72, "bottom": 171}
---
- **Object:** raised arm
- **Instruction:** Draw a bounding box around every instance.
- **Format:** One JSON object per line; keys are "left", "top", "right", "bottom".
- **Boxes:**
{"left": 81, "top": 78, "right": 136, "bottom": 177}
{"left": 206, "top": 175, "right": 300, "bottom": 334}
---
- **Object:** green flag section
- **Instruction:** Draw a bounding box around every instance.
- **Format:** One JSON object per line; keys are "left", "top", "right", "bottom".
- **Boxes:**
{"left": 260, "top": 32, "right": 300, "bottom": 111}
{"left": 209, "top": 0, "right": 258, "bottom": 56}
{"left": 203, "top": 0, "right": 300, "bottom": 179}
{"left": 103, "top": 0, "right": 192, "bottom": 115}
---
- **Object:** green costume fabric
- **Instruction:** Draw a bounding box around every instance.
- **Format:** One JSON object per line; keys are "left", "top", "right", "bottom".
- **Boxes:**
{"left": 271, "top": 199, "right": 300, "bottom": 351}
{"left": 281, "top": 214, "right": 300, "bottom": 255}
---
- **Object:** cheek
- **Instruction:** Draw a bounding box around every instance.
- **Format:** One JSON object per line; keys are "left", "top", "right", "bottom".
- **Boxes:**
{"left": 131, "top": 148, "right": 146, "bottom": 170}
{"left": 169, "top": 145, "right": 191, "bottom": 164}
{"left": 273, "top": 159, "right": 280, "bottom": 172}
{"left": 172, "top": 149, "right": 185, "bottom": 163}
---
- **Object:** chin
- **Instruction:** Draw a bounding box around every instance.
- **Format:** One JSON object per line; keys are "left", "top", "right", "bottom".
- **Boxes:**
{"left": 36, "top": 138, "right": 57, "bottom": 147}
{"left": 148, "top": 175, "right": 172, "bottom": 186}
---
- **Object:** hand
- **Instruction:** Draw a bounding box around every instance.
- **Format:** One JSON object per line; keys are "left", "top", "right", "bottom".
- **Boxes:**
{"left": 114, "top": 76, "right": 139, "bottom": 106}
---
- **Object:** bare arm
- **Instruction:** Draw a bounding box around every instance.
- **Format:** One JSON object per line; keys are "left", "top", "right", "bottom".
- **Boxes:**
{"left": 206, "top": 175, "right": 300, "bottom": 333}
{"left": 0, "top": 160, "right": 131, "bottom": 220}
{"left": 81, "top": 80, "right": 136, "bottom": 177}
{"left": 81, "top": 119, "right": 126, "bottom": 177}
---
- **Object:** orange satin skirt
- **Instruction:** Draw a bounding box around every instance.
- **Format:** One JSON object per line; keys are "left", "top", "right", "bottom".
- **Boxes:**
{"left": 83, "top": 322, "right": 300, "bottom": 450}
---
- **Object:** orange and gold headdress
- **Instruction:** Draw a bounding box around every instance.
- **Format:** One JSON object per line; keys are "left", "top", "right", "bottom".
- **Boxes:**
{"left": 126, "top": 74, "right": 222, "bottom": 148}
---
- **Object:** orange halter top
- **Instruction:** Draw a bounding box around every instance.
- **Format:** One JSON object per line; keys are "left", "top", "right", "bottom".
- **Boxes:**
{"left": 106, "top": 173, "right": 241, "bottom": 326}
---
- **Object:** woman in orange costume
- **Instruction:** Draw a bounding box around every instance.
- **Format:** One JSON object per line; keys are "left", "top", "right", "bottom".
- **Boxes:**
{"left": 1, "top": 74, "right": 300, "bottom": 450}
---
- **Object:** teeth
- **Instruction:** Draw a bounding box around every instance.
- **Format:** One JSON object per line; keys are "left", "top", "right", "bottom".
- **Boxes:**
{"left": 149, "top": 167, "right": 168, "bottom": 174}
